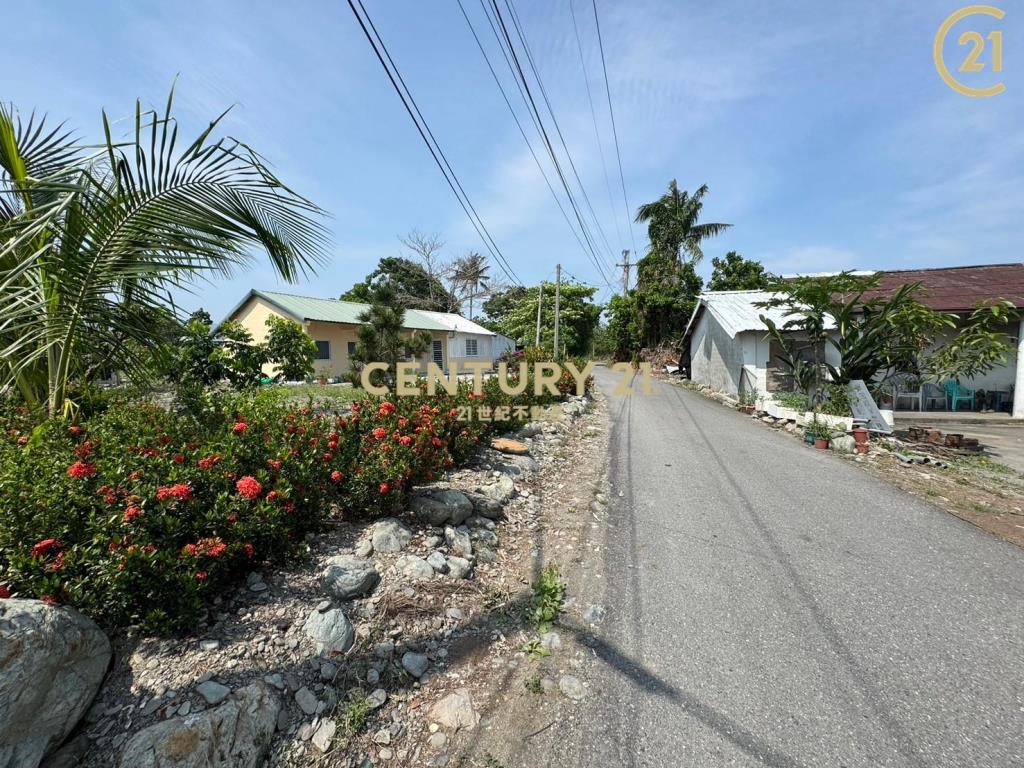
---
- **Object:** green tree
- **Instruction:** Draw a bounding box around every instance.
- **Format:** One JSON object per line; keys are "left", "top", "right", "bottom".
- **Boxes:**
{"left": 634, "top": 181, "right": 730, "bottom": 265}
{"left": 480, "top": 285, "right": 528, "bottom": 330}
{"left": 264, "top": 315, "right": 317, "bottom": 381}
{"left": 342, "top": 256, "right": 454, "bottom": 312}
{"left": 349, "top": 281, "right": 431, "bottom": 387}
{"left": 0, "top": 90, "right": 327, "bottom": 417}
{"left": 171, "top": 316, "right": 268, "bottom": 392}
{"left": 633, "top": 252, "right": 703, "bottom": 347}
{"left": 708, "top": 252, "right": 770, "bottom": 291}
{"left": 495, "top": 282, "right": 600, "bottom": 357}
{"left": 451, "top": 252, "right": 489, "bottom": 320}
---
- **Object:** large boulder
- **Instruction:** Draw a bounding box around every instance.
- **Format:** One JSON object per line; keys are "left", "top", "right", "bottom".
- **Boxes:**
{"left": 396, "top": 555, "right": 434, "bottom": 582}
{"left": 302, "top": 608, "right": 355, "bottom": 655}
{"left": 322, "top": 555, "right": 379, "bottom": 600}
{"left": 478, "top": 474, "right": 515, "bottom": 505}
{"left": 409, "top": 489, "right": 473, "bottom": 526}
{"left": 370, "top": 518, "right": 412, "bottom": 554}
{"left": 0, "top": 599, "right": 111, "bottom": 768}
{"left": 117, "top": 682, "right": 279, "bottom": 768}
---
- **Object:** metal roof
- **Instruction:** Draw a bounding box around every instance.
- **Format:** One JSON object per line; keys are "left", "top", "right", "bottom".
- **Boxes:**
{"left": 861, "top": 263, "right": 1024, "bottom": 311}
{"left": 683, "top": 290, "right": 835, "bottom": 341}
{"left": 235, "top": 290, "right": 461, "bottom": 332}
{"left": 414, "top": 310, "right": 496, "bottom": 336}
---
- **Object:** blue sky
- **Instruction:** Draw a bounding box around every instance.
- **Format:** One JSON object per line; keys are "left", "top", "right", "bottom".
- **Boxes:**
{"left": 4, "top": 2, "right": 1020, "bottom": 319}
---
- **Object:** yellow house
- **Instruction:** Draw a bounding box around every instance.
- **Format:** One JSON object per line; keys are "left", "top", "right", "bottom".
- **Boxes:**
{"left": 222, "top": 290, "right": 515, "bottom": 379}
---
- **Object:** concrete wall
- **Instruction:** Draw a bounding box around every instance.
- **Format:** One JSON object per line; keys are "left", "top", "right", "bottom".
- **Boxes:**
{"left": 690, "top": 312, "right": 745, "bottom": 396}
{"left": 233, "top": 295, "right": 287, "bottom": 377}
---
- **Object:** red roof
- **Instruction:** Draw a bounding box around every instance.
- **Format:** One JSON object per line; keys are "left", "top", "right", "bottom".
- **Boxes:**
{"left": 862, "top": 263, "right": 1024, "bottom": 311}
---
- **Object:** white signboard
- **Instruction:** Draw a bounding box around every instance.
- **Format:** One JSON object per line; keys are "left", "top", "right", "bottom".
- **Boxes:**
{"left": 847, "top": 379, "right": 892, "bottom": 434}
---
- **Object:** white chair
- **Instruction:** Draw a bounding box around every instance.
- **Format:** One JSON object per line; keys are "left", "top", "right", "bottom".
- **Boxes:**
{"left": 893, "top": 376, "right": 923, "bottom": 411}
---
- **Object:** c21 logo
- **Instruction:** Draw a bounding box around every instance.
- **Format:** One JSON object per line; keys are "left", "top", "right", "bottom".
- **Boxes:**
{"left": 933, "top": 5, "right": 1006, "bottom": 98}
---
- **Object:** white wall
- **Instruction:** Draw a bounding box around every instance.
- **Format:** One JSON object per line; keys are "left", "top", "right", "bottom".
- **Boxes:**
{"left": 690, "top": 312, "right": 745, "bottom": 396}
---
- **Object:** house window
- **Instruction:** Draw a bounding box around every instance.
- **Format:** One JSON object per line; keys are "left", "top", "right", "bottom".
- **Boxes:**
{"left": 347, "top": 341, "right": 357, "bottom": 357}
{"left": 432, "top": 340, "right": 444, "bottom": 365}
{"left": 465, "top": 338, "right": 478, "bottom": 357}
{"left": 314, "top": 341, "right": 330, "bottom": 360}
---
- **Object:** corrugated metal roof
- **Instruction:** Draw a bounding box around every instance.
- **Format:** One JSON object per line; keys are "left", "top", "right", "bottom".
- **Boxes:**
{"left": 684, "top": 290, "right": 835, "bottom": 341}
{"left": 861, "top": 263, "right": 1024, "bottom": 311}
{"left": 414, "top": 310, "right": 496, "bottom": 336}
{"left": 254, "top": 291, "right": 459, "bottom": 332}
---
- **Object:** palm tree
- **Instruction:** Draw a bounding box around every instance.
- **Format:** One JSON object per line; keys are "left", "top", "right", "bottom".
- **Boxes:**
{"left": 634, "top": 180, "right": 730, "bottom": 264}
{"left": 0, "top": 89, "right": 329, "bottom": 416}
{"left": 452, "top": 252, "right": 489, "bottom": 320}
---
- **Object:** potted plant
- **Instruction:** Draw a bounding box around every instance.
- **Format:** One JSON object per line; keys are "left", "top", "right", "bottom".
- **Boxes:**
{"left": 315, "top": 365, "right": 330, "bottom": 385}
{"left": 808, "top": 418, "right": 832, "bottom": 449}
{"left": 739, "top": 388, "right": 759, "bottom": 415}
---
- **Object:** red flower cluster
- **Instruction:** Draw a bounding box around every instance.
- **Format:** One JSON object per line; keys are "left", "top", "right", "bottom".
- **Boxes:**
{"left": 156, "top": 483, "right": 192, "bottom": 502}
{"left": 372, "top": 427, "right": 387, "bottom": 440}
{"left": 196, "top": 537, "right": 227, "bottom": 558}
{"left": 233, "top": 421, "right": 248, "bottom": 434}
{"left": 67, "top": 461, "right": 97, "bottom": 480}
{"left": 377, "top": 401, "right": 396, "bottom": 418}
{"left": 331, "top": 470, "right": 342, "bottom": 482}
{"left": 198, "top": 454, "right": 222, "bottom": 471}
{"left": 122, "top": 506, "right": 142, "bottom": 523}
{"left": 0, "top": 584, "right": 10, "bottom": 599}
{"left": 195, "top": 571, "right": 208, "bottom": 582}
{"left": 32, "top": 538, "right": 62, "bottom": 558}
{"left": 235, "top": 475, "right": 263, "bottom": 501}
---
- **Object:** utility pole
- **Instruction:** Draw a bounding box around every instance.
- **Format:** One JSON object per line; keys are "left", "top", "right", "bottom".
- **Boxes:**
{"left": 534, "top": 283, "right": 544, "bottom": 347}
{"left": 553, "top": 263, "right": 562, "bottom": 360}
{"left": 615, "top": 249, "right": 632, "bottom": 293}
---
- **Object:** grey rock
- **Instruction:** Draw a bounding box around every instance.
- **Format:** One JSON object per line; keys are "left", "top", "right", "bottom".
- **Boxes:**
{"left": 319, "top": 663, "right": 338, "bottom": 682}
{"left": 426, "top": 551, "right": 448, "bottom": 573}
{"left": 479, "top": 474, "right": 515, "bottom": 505}
{"left": 355, "top": 539, "right": 374, "bottom": 558}
{"left": 366, "top": 688, "right": 388, "bottom": 709}
{"left": 582, "top": 605, "right": 606, "bottom": 624}
{"left": 540, "top": 631, "right": 562, "bottom": 653}
{"left": 246, "top": 572, "right": 268, "bottom": 592}
{"left": 831, "top": 434, "right": 857, "bottom": 454}
{"left": 396, "top": 555, "right": 435, "bottom": 581}
{"left": 372, "top": 727, "right": 391, "bottom": 745}
{"left": 470, "top": 528, "right": 498, "bottom": 548}
{"left": 322, "top": 555, "right": 379, "bottom": 600}
{"left": 303, "top": 608, "right": 355, "bottom": 655}
{"left": 196, "top": 680, "right": 231, "bottom": 705}
{"left": 199, "top": 639, "right": 220, "bottom": 652}
{"left": 559, "top": 675, "right": 585, "bottom": 701}
{"left": 410, "top": 489, "right": 473, "bottom": 526}
{"left": 444, "top": 526, "right": 473, "bottom": 559}
{"left": 366, "top": 668, "right": 380, "bottom": 686}
{"left": 0, "top": 599, "right": 111, "bottom": 768}
{"left": 177, "top": 701, "right": 191, "bottom": 716}
{"left": 401, "top": 652, "right": 429, "bottom": 678}
{"left": 374, "top": 640, "right": 395, "bottom": 658}
{"left": 371, "top": 518, "right": 413, "bottom": 554}
{"left": 294, "top": 687, "right": 319, "bottom": 716}
{"left": 263, "top": 673, "right": 286, "bottom": 691}
{"left": 446, "top": 556, "right": 473, "bottom": 579}
{"left": 117, "top": 682, "right": 279, "bottom": 768}
{"left": 465, "top": 492, "right": 503, "bottom": 519}
{"left": 446, "top": 607, "right": 465, "bottom": 621}
{"left": 311, "top": 720, "right": 336, "bottom": 753}
{"left": 428, "top": 688, "right": 477, "bottom": 731}
{"left": 475, "top": 547, "right": 497, "bottom": 564}
{"left": 427, "top": 732, "right": 447, "bottom": 750}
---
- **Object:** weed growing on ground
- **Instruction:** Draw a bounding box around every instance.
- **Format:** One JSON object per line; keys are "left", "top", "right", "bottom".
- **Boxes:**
{"left": 339, "top": 690, "right": 371, "bottom": 743}
{"left": 528, "top": 563, "right": 566, "bottom": 631}
{"left": 524, "top": 671, "right": 545, "bottom": 694}
{"left": 520, "top": 637, "right": 551, "bottom": 661}
{"left": 483, "top": 753, "right": 505, "bottom": 768}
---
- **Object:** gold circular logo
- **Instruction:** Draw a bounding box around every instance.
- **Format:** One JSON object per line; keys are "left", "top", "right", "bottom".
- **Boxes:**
{"left": 934, "top": 5, "right": 1006, "bottom": 97}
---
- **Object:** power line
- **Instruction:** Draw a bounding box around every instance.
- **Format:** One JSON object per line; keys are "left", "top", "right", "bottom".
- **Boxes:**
{"left": 501, "top": 0, "right": 619, "bottom": 274}
{"left": 345, "top": 0, "right": 523, "bottom": 286}
{"left": 455, "top": 0, "right": 606, "bottom": 285}
{"left": 484, "top": 0, "right": 617, "bottom": 289}
{"left": 591, "top": 0, "right": 639, "bottom": 258}
{"left": 570, "top": 0, "right": 625, "bottom": 255}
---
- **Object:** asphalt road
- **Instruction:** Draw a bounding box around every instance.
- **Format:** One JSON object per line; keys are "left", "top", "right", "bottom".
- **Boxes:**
{"left": 567, "top": 368, "right": 1024, "bottom": 768}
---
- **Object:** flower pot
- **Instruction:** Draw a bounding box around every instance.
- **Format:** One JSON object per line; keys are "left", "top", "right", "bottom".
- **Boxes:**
{"left": 852, "top": 427, "right": 869, "bottom": 445}
{"left": 741, "top": 405, "right": 756, "bottom": 415}
{"left": 814, "top": 437, "right": 830, "bottom": 449}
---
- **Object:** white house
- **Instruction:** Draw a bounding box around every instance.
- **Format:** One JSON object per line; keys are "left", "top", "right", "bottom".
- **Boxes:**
{"left": 680, "top": 264, "right": 1024, "bottom": 415}
{"left": 680, "top": 290, "right": 838, "bottom": 398}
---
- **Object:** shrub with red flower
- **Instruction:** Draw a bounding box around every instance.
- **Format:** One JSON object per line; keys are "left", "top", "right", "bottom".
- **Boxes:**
{"left": 123, "top": 506, "right": 142, "bottom": 523}
{"left": 198, "top": 454, "right": 222, "bottom": 471}
{"left": 195, "top": 571, "right": 208, "bottom": 582}
{"left": 156, "top": 483, "right": 192, "bottom": 503}
{"left": 232, "top": 421, "right": 248, "bottom": 434}
{"left": 235, "top": 475, "right": 263, "bottom": 501}
{"left": 331, "top": 470, "right": 342, "bottom": 482}
{"left": 67, "top": 461, "right": 97, "bottom": 480}
{"left": 32, "top": 538, "right": 62, "bottom": 558}
{"left": 372, "top": 427, "right": 387, "bottom": 440}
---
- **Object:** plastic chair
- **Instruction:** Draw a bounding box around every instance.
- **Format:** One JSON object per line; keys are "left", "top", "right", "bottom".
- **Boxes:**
{"left": 944, "top": 380, "right": 976, "bottom": 411}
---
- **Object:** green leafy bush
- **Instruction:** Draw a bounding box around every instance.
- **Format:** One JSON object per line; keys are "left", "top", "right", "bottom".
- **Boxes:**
{"left": 0, "top": 377, "right": 568, "bottom": 632}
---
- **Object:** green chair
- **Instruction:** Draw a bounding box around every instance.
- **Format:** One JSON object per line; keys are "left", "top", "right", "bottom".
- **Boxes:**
{"left": 944, "top": 380, "right": 975, "bottom": 411}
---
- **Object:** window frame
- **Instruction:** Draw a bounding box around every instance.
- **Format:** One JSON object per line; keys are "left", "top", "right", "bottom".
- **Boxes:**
{"left": 464, "top": 338, "right": 478, "bottom": 357}
{"left": 314, "top": 340, "right": 331, "bottom": 361}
